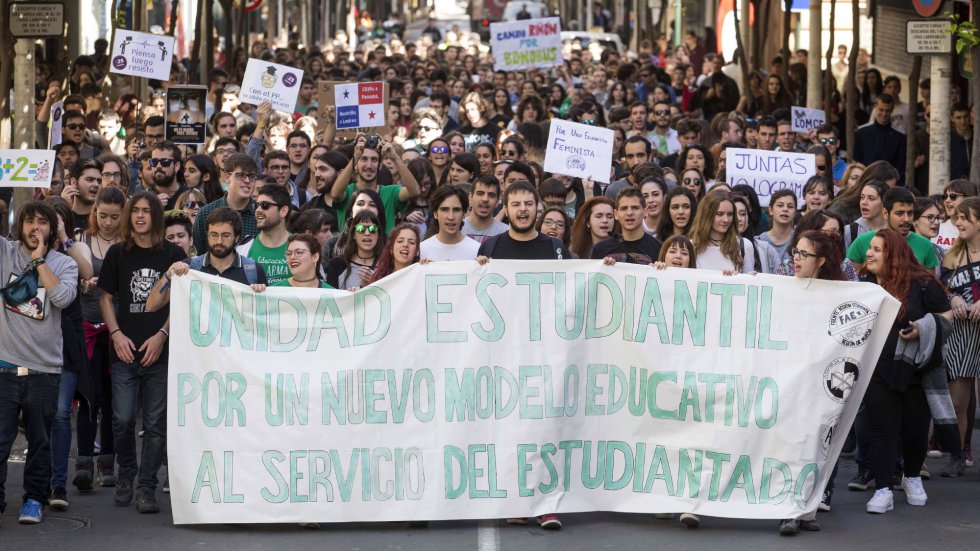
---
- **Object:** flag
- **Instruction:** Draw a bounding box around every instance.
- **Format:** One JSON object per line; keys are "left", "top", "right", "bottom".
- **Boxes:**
{"left": 335, "top": 82, "right": 385, "bottom": 130}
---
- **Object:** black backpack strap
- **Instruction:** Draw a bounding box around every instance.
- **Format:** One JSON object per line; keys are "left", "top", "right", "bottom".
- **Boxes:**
{"left": 484, "top": 234, "right": 501, "bottom": 257}
{"left": 549, "top": 237, "right": 566, "bottom": 259}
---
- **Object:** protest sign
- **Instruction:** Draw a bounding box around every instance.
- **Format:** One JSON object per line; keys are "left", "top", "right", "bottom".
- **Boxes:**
{"left": 543, "top": 119, "right": 615, "bottom": 183}
{"left": 726, "top": 148, "right": 816, "bottom": 206}
{"left": 0, "top": 149, "right": 56, "bottom": 188}
{"left": 491, "top": 17, "right": 563, "bottom": 71}
{"left": 334, "top": 81, "right": 386, "bottom": 130}
{"left": 166, "top": 86, "right": 208, "bottom": 144}
{"left": 109, "top": 30, "right": 176, "bottom": 81}
{"left": 317, "top": 81, "right": 391, "bottom": 139}
{"left": 791, "top": 106, "right": 826, "bottom": 133}
{"left": 168, "top": 262, "right": 899, "bottom": 524}
{"left": 48, "top": 101, "right": 63, "bottom": 148}
{"left": 239, "top": 59, "right": 304, "bottom": 113}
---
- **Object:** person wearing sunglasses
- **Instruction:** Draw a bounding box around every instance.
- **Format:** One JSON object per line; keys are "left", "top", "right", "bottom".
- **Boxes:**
{"left": 325, "top": 211, "right": 385, "bottom": 290}
{"left": 174, "top": 189, "right": 208, "bottom": 226}
{"left": 236, "top": 184, "right": 291, "bottom": 286}
{"left": 649, "top": 99, "right": 680, "bottom": 157}
{"left": 935, "top": 179, "right": 979, "bottom": 252}
{"left": 815, "top": 124, "right": 847, "bottom": 184}
{"left": 60, "top": 110, "right": 103, "bottom": 160}
{"left": 149, "top": 143, "right": 184, "bottom": 211}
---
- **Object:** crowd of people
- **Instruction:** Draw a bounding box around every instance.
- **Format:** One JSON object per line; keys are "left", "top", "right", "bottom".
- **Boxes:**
{"left": 0, "top": 19, "right": 977, "bottom": 538}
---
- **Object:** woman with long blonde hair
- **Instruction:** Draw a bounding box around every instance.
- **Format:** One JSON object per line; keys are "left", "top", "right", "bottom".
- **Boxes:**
{"left": 690, "top": 190, "right": 754, "bottom": 273}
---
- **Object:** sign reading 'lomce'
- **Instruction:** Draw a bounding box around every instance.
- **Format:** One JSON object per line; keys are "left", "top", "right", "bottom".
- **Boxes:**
{"left": 334, "top": 82, "right": 386, "bottom": 130}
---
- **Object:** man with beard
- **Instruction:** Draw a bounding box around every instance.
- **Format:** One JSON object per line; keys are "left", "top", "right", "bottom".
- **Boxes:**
{"left": 149, "top": 142, "right": 184, "bottom": 211}
{"left": 846, "top": 186, "right": 938, "bottom": 269}
{"left": 192, "top": 154, "right": 259, "bottom": 254}
{"left": 462, "top": 175, "right": 508, "bottom": 243}
{"left": 330, "top": 135, "right": 420, "bottom": 230}
{"left": 236, "top": 184, "right": 291, "bottom": 285}
{"left": 0, "top": 201, "right": 79, "bottom": 525}
{"left": 60, "top": 158, "right": 103, "bottom": 235}
{"left": 147, "top": 208, "right": 268, "bottom": 315}
{"left": 301, "top": 151, "right": 348, "bottom": 212}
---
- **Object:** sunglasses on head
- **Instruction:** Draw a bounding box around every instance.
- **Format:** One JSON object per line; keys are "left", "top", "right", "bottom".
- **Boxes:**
{"left": 183, "top": 200, "right": 206, "bottom": 209}
{"left": 148, "top": 158, "right": 175, "bottom": 168}
{"left": 354, "top": 224, "right": 379, "bottom": 234}
{"left": 430, "top": 145, "right": 449, "bottom": 154}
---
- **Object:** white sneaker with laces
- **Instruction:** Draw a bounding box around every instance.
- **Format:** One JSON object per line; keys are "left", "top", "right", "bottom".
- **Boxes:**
{"left": 866, "top": 488, "right": 894, "bottom": 514}
{"left": 901, "top": 476, "right": 927, "bottom": 506}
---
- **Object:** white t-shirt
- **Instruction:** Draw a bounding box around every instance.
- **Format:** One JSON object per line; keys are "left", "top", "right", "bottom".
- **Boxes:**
{"left": 932, "top": 220, "right": 958, "bottom": 252}
{"left": 696, "top": 239, "right": 756, "bottom": 273}
{"left": 420, "top": 235, "right": 482, "bottom": 261}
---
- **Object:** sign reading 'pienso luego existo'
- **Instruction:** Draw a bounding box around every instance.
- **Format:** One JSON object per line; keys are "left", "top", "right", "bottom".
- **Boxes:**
{"left": 168, "top": 263, "right": 899, "bottom": 524}
{"left": 726, "top": 148, "right": 816, "bottom": 207}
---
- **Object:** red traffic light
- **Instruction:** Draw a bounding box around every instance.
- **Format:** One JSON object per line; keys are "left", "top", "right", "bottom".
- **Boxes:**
{"left": 482, "top": 19, "right": 489, "bottom": 26}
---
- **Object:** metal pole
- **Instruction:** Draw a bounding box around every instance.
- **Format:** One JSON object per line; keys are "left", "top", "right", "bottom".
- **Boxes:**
{"left": 806, "top": 0, "right": 821, "bottom": 108}
{"left": 673, "top": 0, "right": 681, "bottom": 46}
{"left": 929, "top": 54, "right": 952, "bottom": 195}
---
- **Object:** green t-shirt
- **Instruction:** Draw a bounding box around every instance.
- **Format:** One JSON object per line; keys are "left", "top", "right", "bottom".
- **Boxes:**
{"left": 335, "top": 183, "right": 407, "bottom": 231}
{"left": 272, "top": 279, "right": 334, "bottom": 289}
{"left": 846, "top": 229, "right": 939, "bottom": 269}
{"left": 246, "top": 237, "right": 290, "bottom": 285}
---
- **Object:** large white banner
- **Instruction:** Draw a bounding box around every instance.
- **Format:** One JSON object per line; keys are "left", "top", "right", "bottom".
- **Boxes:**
{"left": 168, "top": 262, "right": 899, "bottom": 524}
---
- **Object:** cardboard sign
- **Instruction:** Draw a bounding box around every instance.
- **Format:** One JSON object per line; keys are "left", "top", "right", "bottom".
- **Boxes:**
{"left": 238, "top": 59, "right": 304, "bottom": 113}
{"left": 317, "top": 81, "right": 392, "bottom": 140}
{"left": 110, "top": 30, "right": 176, "bottom": 81}
{"left": 0, "top": 149, "right": 57, "bottom": 188}
{"left": 726, "top": 148, "right": 816, "bottom": 206}
{"left": 543, "top": 119, "right": 615, "bottom": 183}
{"left": 48, "top": 101, "right": 63, "bottom": 148}
{"left": 166, "top": 86, "right": 208, "bottom": 144}
{"left": 791, "top": 106, "right": 826, "bottom": 133}
{"left": 490, "top": 17, "right": 563, "bottom": 71}
{"left": 334, "top": 82, "right": 386, "bottom": 130}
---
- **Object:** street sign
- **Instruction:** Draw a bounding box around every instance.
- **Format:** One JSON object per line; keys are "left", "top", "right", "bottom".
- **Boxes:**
{"left": 907, "top": 19, "right": 953, "bottom": 54}
{"left": 913, "top": 0, "right": 943, "bottom": 18}
{"left": 8, "top": 2, "right": 64, "bottom": 38}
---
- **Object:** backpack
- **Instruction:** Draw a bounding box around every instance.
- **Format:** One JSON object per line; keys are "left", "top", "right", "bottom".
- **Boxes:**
{"left": 188, "top": 254, "right": 261, "bottom": 285}
{"left": 483, "top": 234, "right": 566, "bottom": 259}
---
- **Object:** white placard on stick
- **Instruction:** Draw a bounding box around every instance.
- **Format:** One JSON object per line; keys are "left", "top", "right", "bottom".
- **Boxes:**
{"left": 490, "top": 17, "right": 564, "bottom": 71}
{"left": 48, "top": 101, "right": 63, "bottom": 148}
{"left": 791, "top": 106, "right": 826, "bottom": 133}
{"left": 238, "top": 59, "right": 304, "bottom": 113}
{"left": 0, "top": 149, "right": 56, "bottom": 188}
{"left": 109, "top": 30, "right": 176, "bottom": 81}
{"left": 543, "top": 119, "right": 615, "bottom": 183}
{"left": 726, "top": 148, "right": 816, "bottom": 206}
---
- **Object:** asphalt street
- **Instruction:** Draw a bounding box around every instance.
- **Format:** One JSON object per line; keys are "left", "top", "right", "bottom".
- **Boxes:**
{"left": 3, "top": 431, "right": 980, "bottom": 551}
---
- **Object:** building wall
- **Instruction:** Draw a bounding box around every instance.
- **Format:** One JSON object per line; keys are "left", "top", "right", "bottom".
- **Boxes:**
{"left": 873, "top": 5, "right": 933, "bottom": 84}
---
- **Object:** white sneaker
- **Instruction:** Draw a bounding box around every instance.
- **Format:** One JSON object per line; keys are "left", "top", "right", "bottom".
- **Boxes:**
{"left": 679, "top": 513, "right": 700, "bottom": 528}
{"left": 901, "top": 476, "right": 928, "bottom": 506}
{"left": 866, "top": 488, "right": 894, "bottom": 514}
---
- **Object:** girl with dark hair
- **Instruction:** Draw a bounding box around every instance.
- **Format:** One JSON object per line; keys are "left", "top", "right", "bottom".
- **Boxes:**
{"left": 653, "top": 235, "right": 697, "bottom": 269}
{"left": 444, "top": 131, "right": 467, "bottom": 156}
{"left": 732, "top": 184, "right": 765, "bottom": 235}
{"left": 860, "top": 229, "right": 951, "bottom": 515}
{"left": 935, "top": 179, "right": 979, "bottom": 251}
{"left": 807, "top": 144, "right": 834, "bottom": 182}
{"left": 474, "top": 143, "right": 496, "bottom": 175}
{"left": 275, "top": 234, "right": 332, "bottom": 288}
{"left": 842, "top": 180, "right": 890, "bottom": 248}
{"left": 323, "top": 188, "right": 385, "bottom": 263}
{"left": 425, "top": 137, "right": 451, "bottom": 185}
{"left": 490, "top": 87, "right": 514, "bottom": 127}
{"left": 761, "top": 74, "right": 793, "bottom": 115}
{"left": 447, "top": 152, "right": 480, "bottom": 185}
{"left": 677, "top": 144, "right": 714, "bottom": 180}
{"left": 759, "top": 189, "right": 798, "bottom": 259}
{"left": 183, "top": 155, "right": 223, "bottom": 203}
{"left": 774, "top": 209, "right": 857, "bottom": 279}
{"left": 326, "top": 210, "right": 386, "bottom": 290}
{"left": 678, "top": 166, "right": 706, "bottom": 201}
{"left": 370, "top": 223, "right": 426, "bottom": 283}
{"left": 829, "top": 160, "right": 899, "bottom": 222}
{"left": 640, "top": 179, "right": 668, "bottom": 236}
{"left": 803, "top": 175, "right": 835, "bottom": 213}
{"left": 537, "top": 207, "right": 574, "bottom": 254}
{"left": 657, "top": 187, "right": 697, "bottom": 239}
{"left": 570, "top": 197, "right": 615, "bottom": 259}
{"left": 859, "top": 69, "right": 884, "bottom": 114}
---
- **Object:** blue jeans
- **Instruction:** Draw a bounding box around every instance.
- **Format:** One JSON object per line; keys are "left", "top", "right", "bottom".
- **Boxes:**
{"left": 0, "top": 372, "right": 60, "bottom": 512}
{"left": 51, "top": 369, "right": 77, "bottom": 488}
{"left": 112, "top": 359, "right": 167, "bottom": 491}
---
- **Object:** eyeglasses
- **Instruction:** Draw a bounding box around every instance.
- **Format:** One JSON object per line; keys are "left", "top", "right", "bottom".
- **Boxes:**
{"left": 944, "top": 192, "right": 964, "bottom": 200}
{"left": 654, "top": 109, "right": 670, "bottom": 116}
{"left": 429, "top": 145, "right": 449, "bottom": 154}
{"left": 101, "top": 171, "right": 122, "bottom": 180}
{"left": 145, "top": 133, "right": 165, "bottom": 140}
{"left": 542, "top": 219, "right": 565, "bottom": 229}
{"left": 919, "top": 214, "right": 942, "bottom": 223}
{"left": 268, "top": 164, "right": 290, "bottom": 172}
{"left": 682, "top": 177, "right": 703, "bottom": 186}
{"left": 148, "top": 158, "right": 175, "bottom": 168}
{"left": 818, "top": 137, "right": 838, "bottom": 145}
{"left": 256, "top": 201, "right": 282, "bottom": 210}
{"left": 285, "top": 249, "right": 311, "bottom": 258}
{"left": 65, "top": 123, "right": 88, "bottom": 131}
{"left": 354, "top": 224, "right": 379, "bottom": 234}
{"left": 287, "top": 142, "right": 309, "bottom": 149}
{"left": 215, "top": 147, "right": 238, "bottom": 155}
{"left": 207, "top": 232, "right": 235, "bottom": 241}
{"left": 791, "top": 247, "right": 822, "bottom": 260}
{"left": 183, "top": 200, "right": 206, "bottom": 209}
{"left": 230, "top": 172, "right": 257, "bottom": 181}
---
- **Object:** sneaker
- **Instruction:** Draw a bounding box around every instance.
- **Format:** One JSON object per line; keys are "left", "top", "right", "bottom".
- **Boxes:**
{"left": 818, "top": 489, "right": 832, "bottom": 512}
{"left": 136, "top": 487, "right": 160, "bottom": 514}
{"left": 679, "top": 513, "right": 700, "bottom": 528}
{"left": 50, "top": 486, "right": 69, "bottom": 511}
{"left": 941, "top": 454, "right": 966, "bottom": 477}
{"left": 800, "top": 519, "right": 821, "bottom": 531}
{"left": 779, "top": 518, "right": 799, "bottom": 536}
{"left": 927, "top": 434, "right": 941, "bottom": 458}
{"left": 892, "top": 468, "right": 905, "bottom": 490}
{"left": 97, "top": 455, "right": 116, "bottom": 487}
{"left": 847, "top": 468, "right": 875, "bottom": 491}
{"left": 72, "top": 456, "right": 94, "bottom": 491}
{"left": 926, "top": 449, "right": 943, "bottom": 458}
{"left": 114, "top": 476, "right": 134, "bottom": 505}
{"left": 537, "top": 514, "right": 562, "bottom": 530}
{"left": 901, "top": 476, "right": 927, "bottom": 506}
{"left": 866, "top": 488, "right": 894, "bottom": 514}
{"left": 964, "top": 447, "right": 974, "bottom": 467}
{"left": 920, "top": 466, "right": 931, "bottom": 480}
{"left": 505, "top": 517, "right": 528, "bottom": 526}
{"left": 18, "top": 499, "right": 43, "bottom": 524}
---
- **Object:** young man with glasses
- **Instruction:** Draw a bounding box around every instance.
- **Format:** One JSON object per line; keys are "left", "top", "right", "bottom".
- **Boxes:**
{"left": 192, "top": 153, "right": 259, "bottom": 253}
{"left": 815, "top": 124, "right": 847, "bottom": 185}
{"left": 143, "top": 116, "right": 166, "bottom": 149}
{"left": 149, "top": 142, "right": 184, "bottom": 210}
{"left": 237, "top": 184, "right": 292, "bottom": 285}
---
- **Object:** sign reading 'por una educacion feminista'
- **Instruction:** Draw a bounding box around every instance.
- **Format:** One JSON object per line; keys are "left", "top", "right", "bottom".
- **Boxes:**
{"left": 167, "top": 263, "right": 899, "bottom": 524}
{"left": 544, "top": 119, "right": 615, "bottom": 183}
{"left": 490, "top": 17, "right": 563, "bottom": 71}
{"left": 726, "top": 148, "right": 816, "bottom": 207}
